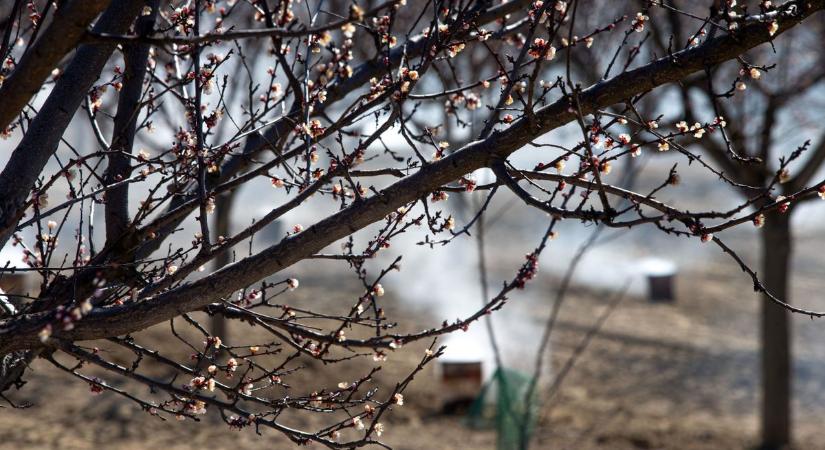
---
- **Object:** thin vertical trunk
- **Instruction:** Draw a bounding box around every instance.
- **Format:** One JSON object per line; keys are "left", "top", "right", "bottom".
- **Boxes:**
{"left": 759, "top": 212, "right": 792, "bottom": 449}
{"left": 211, "top": 192, "right": 235, "bottom": 343}
{"left": 104, "top": 1, "right": 159, "bottom": 242}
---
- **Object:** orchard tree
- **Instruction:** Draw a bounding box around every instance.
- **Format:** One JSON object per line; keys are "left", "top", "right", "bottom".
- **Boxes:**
{"left": 1, "top": 0, "right": 825, "bottom": 448}
{"left": 639, "top": 6, "right": 825, "bottom": 449}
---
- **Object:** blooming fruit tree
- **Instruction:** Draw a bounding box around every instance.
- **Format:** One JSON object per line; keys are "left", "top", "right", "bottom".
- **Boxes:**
{"left": 0, "top": 0, "right": 824, "bottom": 448}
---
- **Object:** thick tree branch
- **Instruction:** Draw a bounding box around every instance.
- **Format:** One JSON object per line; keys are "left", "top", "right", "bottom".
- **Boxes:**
{"left": 136, "top": 0, "right": 535, "bottom": 258}
{"left": 0, "top": 0, "right": 146, "bottom": 249}
{"left": 0, "top": 0, "right": 111, "bottom": 131}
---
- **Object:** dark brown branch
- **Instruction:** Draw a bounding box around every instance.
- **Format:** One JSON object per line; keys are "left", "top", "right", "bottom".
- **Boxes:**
{"left": 104, "top": 1, "right": 159, "bottom": 242}
{"left": 0, "top": 0, "right": 111, "bottom": 131}
{"left": 0, "top": 0, "right": 147, "bottom": 249}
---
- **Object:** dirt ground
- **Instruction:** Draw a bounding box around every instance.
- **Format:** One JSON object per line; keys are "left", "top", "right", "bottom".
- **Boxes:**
{"left": 2, "top": 233, "right": 825, "bottom": 450}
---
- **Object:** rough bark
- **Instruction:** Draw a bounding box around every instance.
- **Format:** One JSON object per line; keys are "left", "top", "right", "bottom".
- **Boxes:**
{"left": 0, "top": 0, "right": 112, "bottom": 132}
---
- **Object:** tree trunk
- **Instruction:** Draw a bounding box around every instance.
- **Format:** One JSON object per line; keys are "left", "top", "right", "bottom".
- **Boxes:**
{"left": 759, "top": 212, "right": 792, "bottom": 449}
{"left": 211, "top": 192, "right": 235, "bottom": 343}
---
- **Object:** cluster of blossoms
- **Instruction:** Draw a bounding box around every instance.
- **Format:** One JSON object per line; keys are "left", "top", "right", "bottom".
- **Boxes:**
{"left": 227, "top": 414, "right": 255, "bottom": 430}
{"left": 89, "top": 377, "right": 105, "bottom": 395}
{"left": 225, "top": 357, "right": 238, "bottom": 373}
{"left": 205, "top": 335, "right": 222, "bottom": 349}
{"left": 528, "top": 1, "right": 545, "bottom": 20}
{"left": 170, "top": 128, "right": 200, "bottom": 160}
{"left": 38, "top": 299, "right": 94, "bottom": 342}
{"left": 447, "top": 41, "right": 466, "bottom": 58}
{"left": 421, "top": 22, "right": 450, "bottom": 39}
{"left": 432, "top": 140, "right": 449, "bottom": 161}
{"left": 444, "top": 91, "right": 481, "bottom": 113}
{"left": 307, "top": 31, "right": 332, "bottom": 54}
{"left": 685, "top": 223, "right": 714, "bottom": 243}
{"left": 196, "top": 68, "right": 215, "bottom": 95}
{"left": 287, "top": 278, "right": 300, "bottom": 290}
{"left": 368, "top": 75, "right": 394, "bottom": 101}
{"left": 753, "top": 213, "right": 766, "bottom": 228}
{"left": 646, "top": 116, "right": 726, "bottom": 152}
{"left": 204, "top": 196, "right": 216, "bottom": 214}
{"left": 345, "top": 404, "right": 387, "bottom": 436}
{"left": 266, "top": 173, "right": 286, "bottom": 189}
{"left": 675, "top": 121, "right": 707, "bottom": 139}
{"left": 577, "top": 154, "right": 611, "bottom": 175}
{"left": 618, "top": 133, "right": 632, "bottom": 145}
{"left": 371, "top": 15, "right": 397, "bottom": 48}
{"left": 372, "top": 350, "right": 388, "bottom": 362}
{"left": 528, "top": 0, "right": 567, "bottom": 21}
{"left": 315, "top": 36, "right": 355, "bottom": 85}
{"left": 32, "top": 220, "right": 61, "bottom": 255}
{"left": 168, "top": 5, "right": 196, "bottom": 34}
{"left": 589, "top": 130, "right": 617, "bottom": 151}
{"left": 735, "top": 66, "right": 764, "bottom": 91}
{"left": 182, "top": 399, "right": 207, "bottom": 416}
{"left": 397, "top": 67, "right": 419, "bottom": 95}
{"left": 203, "top": 107, "right": 224, "bottom": 130}
{"left": 88, "top": 84, "right": 113, "bottom": 114}
{"left": 528, "top": 38, "right": 557, "bottom": 61}
{"left": 559, "top": 34, "right": 595, "bottom": 49}
{"left": 464, "top": 92, "right": 481, "bottom": 110}
{"left": 263, "top": 67, "right": 283, "bottom": 96}
{"left": 632, "top": 12, "right": 649, "bottom": 33}
{"left": 515, "top": 252, "right": 540, "bottom": 289}
{"left": 431, "top": 190, "right": 449, "bottom": 202}
{"left": 3, "top": 55, "right": 15, "bottom": 73}
{"left": 301, "top": 119, "right": 325, "bottom": 139}
{"left": 26, "top": 1, "right": 42, "bottom": 27}
{"left": 459, "top": 176, "right": 477, "bottom": 192}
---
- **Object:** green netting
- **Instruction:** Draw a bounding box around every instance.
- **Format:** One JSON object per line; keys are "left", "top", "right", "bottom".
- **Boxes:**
{"left": 465, "top": 367, "right": 539, "bottom": 450}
